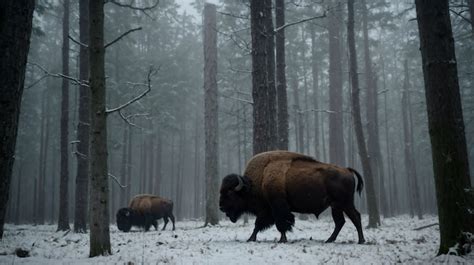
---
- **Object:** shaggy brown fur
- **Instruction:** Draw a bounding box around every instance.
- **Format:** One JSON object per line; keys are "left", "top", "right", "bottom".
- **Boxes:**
{"left": 219, "top": 151, "right": 365, "bottom": 244}
{"left": 116, "top": 194, "right": 175, "bottom": 232}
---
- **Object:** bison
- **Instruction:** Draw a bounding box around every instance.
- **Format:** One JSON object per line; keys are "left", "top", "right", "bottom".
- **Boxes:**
{"left": 116, "top": 194, "right": 175, "bottom": 232}
{"left": 219, "top": 151, "right": 365, "bottom": 244}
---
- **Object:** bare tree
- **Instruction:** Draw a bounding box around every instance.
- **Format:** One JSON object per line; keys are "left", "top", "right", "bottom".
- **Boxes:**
{"left": 204, "top": 3, "right": 219, "bottom": 226}
{"left": 74, "top": 0, "right": 90, "bottom": 234}
{"left": 0, "top": 0, "right": 35, "bottom": 239}
{"left": 265, "top": 0, "right": 278, "bottom": 150}
{"left": 415, "top": 0, "right": 473, "bottom": 255}
{"left": 347, "top": 0, "right": 380, "bottom": 228}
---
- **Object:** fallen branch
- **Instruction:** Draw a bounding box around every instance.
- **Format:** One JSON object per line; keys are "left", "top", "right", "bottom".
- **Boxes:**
{"left": 413, "top": 223, "right": 438, "bottom": 231}
{"left": 105, "top": 27, "right": 142, "bottom": 49}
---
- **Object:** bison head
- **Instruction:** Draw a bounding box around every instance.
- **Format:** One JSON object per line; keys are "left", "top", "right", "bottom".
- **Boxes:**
{"left": 116, "top": 208, "right": 133, "bottom": 232}
{"left": 219, "top": 174, "right": 250, "bottom": 223}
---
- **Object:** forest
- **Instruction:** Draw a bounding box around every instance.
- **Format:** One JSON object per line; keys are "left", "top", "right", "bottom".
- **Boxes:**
{"left": 0, "top": 0, "right": 473, "bottom": 263}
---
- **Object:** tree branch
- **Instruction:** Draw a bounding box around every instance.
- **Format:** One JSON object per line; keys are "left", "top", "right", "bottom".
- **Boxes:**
{"left": 68, "top": 34, "right": 88, "bottom": 48}
{"left": 107, "top": 0, "right": 159, "bottom": 11}
{"left": 108, "top": 173, "right": 127, "bottom": 189}
{"left": 106, "top": 66, "right": 157, "bottom": 114}
{"left": 28, "top": 62, "right": 89, "bottom": 87}
{"left": 274, "top": 12, "right": 327, "bottom": 33}
{"left": 105, "top": 27, "right": 142, "bottom": 49}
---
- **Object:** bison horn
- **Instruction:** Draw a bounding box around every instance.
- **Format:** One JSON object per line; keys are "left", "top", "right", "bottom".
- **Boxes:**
{"left": 234, "top": 175, "right": 244, "bottom": 191}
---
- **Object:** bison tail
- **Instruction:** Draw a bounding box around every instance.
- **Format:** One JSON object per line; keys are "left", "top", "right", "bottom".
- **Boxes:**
{"left": 347, "top": 167, "right": 364, "bottom": 196}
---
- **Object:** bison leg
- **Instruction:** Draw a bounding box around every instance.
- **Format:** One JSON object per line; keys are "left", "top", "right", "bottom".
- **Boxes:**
{"left": 325, "top": 208, "right": 345, "bottom": 243}
{"left": 343, "top": 206, "right": 365, "bottom": 244}
{"left": 269, "top": 198, "right": 295, "bottom": 243}
{"left": 152, "top": 220, "right": 158, "bottom": 231}
{"left": 162, "top": 216, "right": 169, "bottom": 230}
{"left": 248, "top": 215, "right": 274, "bottom": 242}
{"left": 169, "top": 213, "right": 176, "bottom": 231}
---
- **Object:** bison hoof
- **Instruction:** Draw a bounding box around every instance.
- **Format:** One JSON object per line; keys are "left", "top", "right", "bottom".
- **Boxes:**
{"left": 325, "top": 238, "right": 335, "bottom": 243}
{"left": 247, "top": 236, "right": 256, "bottom": 242}
{"left": 358, "top": 239, "right": 365, "bottom": 244}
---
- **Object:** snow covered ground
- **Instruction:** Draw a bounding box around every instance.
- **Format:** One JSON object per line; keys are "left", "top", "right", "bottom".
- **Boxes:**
{"left": 1, "top": 215, "right": 472, "bottom": 264}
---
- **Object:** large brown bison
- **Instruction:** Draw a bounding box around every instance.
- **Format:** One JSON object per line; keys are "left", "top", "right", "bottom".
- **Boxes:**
{"left": 219, "top": 151, "right": 365, "bottom": 244}
{"left": 116, "top": 194, "right": 175, "bottom": 232}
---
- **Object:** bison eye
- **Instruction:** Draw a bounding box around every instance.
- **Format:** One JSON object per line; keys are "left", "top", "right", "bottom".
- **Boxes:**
{"left": 125, "top": 211, "right": 130, "bottom": 217}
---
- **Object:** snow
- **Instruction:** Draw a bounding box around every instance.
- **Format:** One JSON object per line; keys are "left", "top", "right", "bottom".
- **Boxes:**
{"left": 1, "top": 215, "right": 473, "bottom": 264}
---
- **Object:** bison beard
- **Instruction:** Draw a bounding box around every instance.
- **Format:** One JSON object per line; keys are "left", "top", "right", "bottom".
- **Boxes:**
{"left": 116, "top": 194, "right": 175, "bottom": 232}
{"left": 219, "top": 151, "right": 365, "bottom": 244}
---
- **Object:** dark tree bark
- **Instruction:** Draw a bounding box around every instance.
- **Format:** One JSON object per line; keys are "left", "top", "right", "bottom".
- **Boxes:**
{"left": 327, "top": 0, "right": 346, "bottom": 165}
{"left": 401, "top": 60, "right": 423, "bottom": 219}
{"left": 89, "top": 0, "right": 111, "bottom": 256}
{"left": 275, "top": 0, "right": 288, "bottom": 150}
{"left": 415, "top": 0, "right": 473, "bottom": 255}
{"left": 361, "top": 0, "right": 388, "bottom": 217}
{"left": 0, "top": 0, "right": 35, "bottom": 239}
{"left": 347, "top": 0, "right": 380, "bottom": 228}
{"left": 469, "top": 0, "right": 474, "bottom": 36}
{"left": 265, "top": 0, "right": 278, "bottom": 150}
{"left": 37, "top": 89, "right": 48, "bottom": 224}
{"left": 251, "top": 0, "right": 270, "bottom": 154}
{"left": 74, "top": 0, "right": 90, "bottom": 234}
{"left": 126, "top": 126, "right": 133, "bottom": 200}
{"left": 310, "top": 24, "right": 320, "bottom": 158}
{"left": 203, "top": 3, "right": 219, "bottom": 226}
{"left": 119, "top": 126, "right": 127, "bottom": 207}
{"left": 58, "top": 0, "right": 71, "bottom": 232}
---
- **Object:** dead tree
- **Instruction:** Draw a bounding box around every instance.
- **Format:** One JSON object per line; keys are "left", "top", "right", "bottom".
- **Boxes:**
{"left": 203, "top": 3, "right": 219, "bottom": 226}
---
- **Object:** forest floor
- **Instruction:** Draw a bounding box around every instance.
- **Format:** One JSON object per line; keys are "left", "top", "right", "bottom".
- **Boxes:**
{"left": 0, "top": 215, "right": 472, "bottom": 264}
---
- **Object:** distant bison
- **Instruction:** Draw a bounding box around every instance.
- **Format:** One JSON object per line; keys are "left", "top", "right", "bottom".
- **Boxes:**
{"left": 219, "top": 151, "right": 365, "bottom": 244}
{"left": 116, "top": 194, "right": 175, "bottom": 232}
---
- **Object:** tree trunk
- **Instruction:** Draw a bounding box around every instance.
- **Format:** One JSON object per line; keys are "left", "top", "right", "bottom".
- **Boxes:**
{"left": 347, "top": 0, "right": 380, "bottom": 228}
{"left": 361, "top": 0, "right": 388, "bottom": 218}
{"left": 469, "top": 0, "right": 474, "bottom": 36}
{"left": 37, "top": 89, "right": 48, "bottom": 224}
{"left": 0, "top": 0, "right": 35, "bottom": 239}
{"left": 126, "top": 125, "right": 133, "bottom": 200}
{"left": 265, "top": 0, "right": 277, "bottom": 150}
{"left": 310, "top": 24, "right": 320, "bottom": 159}
{"left": 251, "top": 0, "right": 271, "bottom": 154}
{"left": 88, "top": 0, "right": 111, "bottom": 256}
{"left": 275, "top": 0, "right": 288, "bottom": 150}
{"left": 58, "top": 0, "right": 71, "bottom": 232}
{"left": 415, "top": 0, "right": 473, "bottom": 254}
{"left": 203, "top": 3, "right": 219, "bottom": 226}
{"left": 327, "top": 0, "right": 346, "bottom": 166}
{"left": 74, "top": 0, "right": 90, "bottom": 233}
{"left": 401, "top": 60, "right": 422, "bottom": 218}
